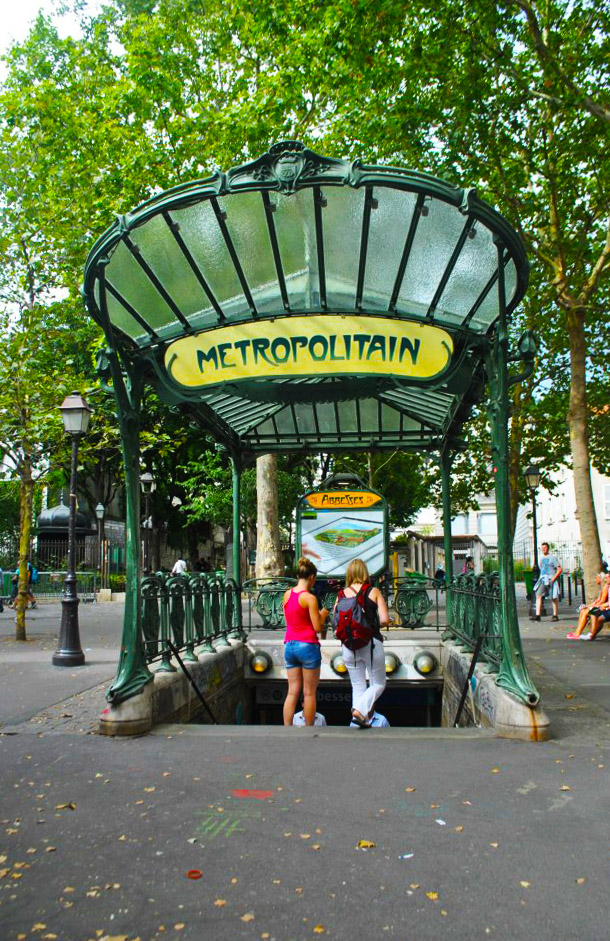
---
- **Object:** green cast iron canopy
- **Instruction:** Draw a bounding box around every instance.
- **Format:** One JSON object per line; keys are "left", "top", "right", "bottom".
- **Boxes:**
{"left": 84, "top": 141, "right": 528, "bottom": 457}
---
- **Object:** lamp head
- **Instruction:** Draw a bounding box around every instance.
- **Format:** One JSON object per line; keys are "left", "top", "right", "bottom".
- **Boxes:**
{"left": 524, "top": 464, "right": 541, "bottom": 491}
{"left": 59, "top": 391, "right": 92, "bottom": 435}
{"left": 140, "top": 471, "right": 155, "bottom": 494}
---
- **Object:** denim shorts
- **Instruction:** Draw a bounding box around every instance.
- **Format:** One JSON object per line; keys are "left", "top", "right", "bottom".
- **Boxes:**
{"left": 284, "top": 640, "right": 322, "bottom": 670}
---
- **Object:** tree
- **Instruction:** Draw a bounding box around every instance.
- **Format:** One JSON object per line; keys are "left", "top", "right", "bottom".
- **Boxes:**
{"left": 3, "top": 0, "right": 608, "bottom": 596}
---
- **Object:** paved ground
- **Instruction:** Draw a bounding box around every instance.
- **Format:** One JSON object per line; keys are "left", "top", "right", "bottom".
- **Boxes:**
{"left": 0, "top": 592, "right": 609, "bottom": 940}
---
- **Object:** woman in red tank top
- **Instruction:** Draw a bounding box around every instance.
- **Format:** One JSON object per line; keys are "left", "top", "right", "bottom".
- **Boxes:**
{"left": 282, "top": 557, "right": 329, "bottom": 726}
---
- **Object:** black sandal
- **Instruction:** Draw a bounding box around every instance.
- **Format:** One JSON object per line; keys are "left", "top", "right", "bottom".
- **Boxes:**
{"left": 351, "top": 711, "right": 371, "bottom": 729}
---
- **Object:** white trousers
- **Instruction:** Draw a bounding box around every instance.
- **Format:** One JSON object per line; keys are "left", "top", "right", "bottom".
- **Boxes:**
{"left": 342, "top": 639, "right": 386, "bottom": 718}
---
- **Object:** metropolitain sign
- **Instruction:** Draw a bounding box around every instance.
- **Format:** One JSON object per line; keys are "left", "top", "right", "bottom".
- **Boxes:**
{"left": 165, "top": 315, "right": 453, "bottom": 389}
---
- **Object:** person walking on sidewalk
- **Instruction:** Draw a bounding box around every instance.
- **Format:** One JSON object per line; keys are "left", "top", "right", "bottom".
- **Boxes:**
{"left": 532, "top": 542, "right": 562, "bottom": 622}
{"left": 171, "top": 556, "right": 188, "bottom": 576}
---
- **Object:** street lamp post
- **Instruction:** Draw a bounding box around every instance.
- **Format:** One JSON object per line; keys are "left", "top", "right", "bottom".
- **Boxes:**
{"left": 140, "top": 471, "right": 155, "bottom": 573}
{"left": 95, "top": 502, "right": 105, "bottom": 589}
{"left": 524, "top": 464, "right": 542, "bottom": 617}
{"left": 52, "top": 392, "right": 92, "bottom": 667}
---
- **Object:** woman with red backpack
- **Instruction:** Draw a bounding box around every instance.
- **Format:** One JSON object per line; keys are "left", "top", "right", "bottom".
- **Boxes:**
{"left": 334, "top": 559, "right": 390, "bottom": 729}
{"left": 282, "top": 557, "right": 329, "bottom": 726}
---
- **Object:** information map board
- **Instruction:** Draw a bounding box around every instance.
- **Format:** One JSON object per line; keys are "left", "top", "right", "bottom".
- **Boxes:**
{"left": 296, "top": 485, "right": 388, "bottom": 578}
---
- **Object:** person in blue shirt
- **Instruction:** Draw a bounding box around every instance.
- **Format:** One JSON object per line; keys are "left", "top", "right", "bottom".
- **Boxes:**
{"left": 350, "top": 712, "right": 390, "bottom": 728}
{"left": 533, "top": 542, "right": 562, "bottom": 622}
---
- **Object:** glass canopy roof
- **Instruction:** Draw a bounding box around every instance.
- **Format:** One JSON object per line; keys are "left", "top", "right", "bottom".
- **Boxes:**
{"left": 83, "top": 141, "right": 528, "bottom": 458}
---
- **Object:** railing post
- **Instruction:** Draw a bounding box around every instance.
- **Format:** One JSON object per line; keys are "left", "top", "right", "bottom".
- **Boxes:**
{"left": 199, "top": 580, "right": 216, "bottom": 653}
{"left": 158, "top": 575, "right": 176, "bottom": 672}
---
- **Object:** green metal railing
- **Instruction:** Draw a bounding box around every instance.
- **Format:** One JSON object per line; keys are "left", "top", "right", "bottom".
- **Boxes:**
{"left": 242, "top": 575, "right": 446, "bottom": 632}
{"left": 141, "top": 573, "right": 242, "bottom": 670}
{"left": 446, "top": 572, "right": 502, "bottom": 667}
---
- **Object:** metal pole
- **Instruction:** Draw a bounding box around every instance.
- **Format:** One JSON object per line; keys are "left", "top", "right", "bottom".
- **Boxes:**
{"left": 143, "top": 492, "right": 151, "bottom": 572}
{"left": 531, "top": 490, "right": 539, "bottom": 579}
{"left": 440, "top": 447, "right": 453, "bottom": 625}
{"left": 491, "top": 237, "right": 538, "bottom": 705}
{"left": 53, "top": 435, "right": 85, "bottom": 666}
{"left": 230, "top": 456, "right": 243, "bottom": 639}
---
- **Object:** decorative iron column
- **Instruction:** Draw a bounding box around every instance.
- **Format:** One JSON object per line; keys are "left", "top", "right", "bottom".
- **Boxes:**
{"left": 229, "top": 455, "right": 243, "bottom": 639}
{"left": 488, "top": 239, "right": 539, "bottom": 705}
{"left": 95, "top": 268, "right": 153, "bottom": 704}
{"left": 440, "top": 446, "right": 453, "bottom": 625}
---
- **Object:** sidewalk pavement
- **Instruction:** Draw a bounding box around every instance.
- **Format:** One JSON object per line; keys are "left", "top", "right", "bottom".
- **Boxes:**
{"left": 0, "top": 596, "right": 609, "bottom": 940}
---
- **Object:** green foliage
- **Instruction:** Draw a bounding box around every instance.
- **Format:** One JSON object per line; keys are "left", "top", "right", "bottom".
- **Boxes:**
{"left": 1, "top": 0, "right": 609, "bottom": 588}
{"left": 331, "top": 451, "right": 431, "bottom": 527}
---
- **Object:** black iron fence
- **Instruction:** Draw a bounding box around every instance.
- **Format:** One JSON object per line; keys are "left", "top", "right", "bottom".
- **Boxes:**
{"left": 1, "top": 571, "right": 99, "bottom": 603}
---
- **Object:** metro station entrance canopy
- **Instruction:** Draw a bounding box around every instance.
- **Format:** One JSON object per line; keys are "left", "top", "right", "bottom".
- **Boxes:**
{"left": 83, "top": 141, "right": 539, "bottom": 708}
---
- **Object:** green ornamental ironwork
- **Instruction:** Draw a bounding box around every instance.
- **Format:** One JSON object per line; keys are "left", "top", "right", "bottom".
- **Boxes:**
{"left": 82, "top": 141, "right": 540, "bottom": 709}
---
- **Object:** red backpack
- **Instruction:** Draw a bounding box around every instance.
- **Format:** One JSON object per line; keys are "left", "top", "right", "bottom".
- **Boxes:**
{"left": 333, "top": 584, "right": 375, "bottom": 650}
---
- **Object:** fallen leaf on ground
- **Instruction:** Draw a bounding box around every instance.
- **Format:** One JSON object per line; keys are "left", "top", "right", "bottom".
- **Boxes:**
{"left": 454, "top": 826, "right": 464, "bottom": 833}
{"left": 54, "top": 802, "right": 76, "bottom": 810}
{"left": 241, "top": 913, "right": 255, "bottom": 922}
{"left": 575, "top": 878, "right": 586, "bottom": 885}
{"left": 490, "top": 768, "right": 501, "bottom": 774}
{"left": 426, "top": 891, "right": 439, "bottom": 900}
{"left": 300, "top": 834, "right": 311, "bottom": 839}
{"left": 430, "top": 804, "right": 439, "bottom": 809}
{"left": 312, "top": 844, "right": 321, "bottom": 850}
{"left": 489, "top": 843, "right": 499, "bottom": 848}
{"left": 214, "top": 899, "right": 227, "bottom": 907}
{"left": 560, "top": 785, "right": 571, "bottom": 791}
{"left": 144, "top": 787, "right": 155, "bottom": 793}
{"left": 45, "top": 847, "right": 57, "bottom": 853}
{"left": 313, "top": 927, "right": 326, "bottom": 934}
{"left": 174, "top": 925, "right": 185, "bottom": 931}
{"left": 410, "top": 883, "right": 420, "bottom": 889}
{"left": 565, "top": 694, "right": 574, "bottom": 699}
{"left": 230, "top": 878, "right": 238, "bottom": 884}
{"left": 404, "top": 787, "right": 416, "bottom": 793}
{"left": 520, "top": 881, "right": 531, "bottom": 888}
{"left": 357, "top": 840, "right": 376, "bottom": 849}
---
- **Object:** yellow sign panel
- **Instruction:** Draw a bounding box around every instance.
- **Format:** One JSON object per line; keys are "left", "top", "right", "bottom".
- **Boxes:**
{"left": 165, "top": 315, "right": 453, "bottom": 389}
{"left": 306, "top": 491, "right": 382, "bottom": 509}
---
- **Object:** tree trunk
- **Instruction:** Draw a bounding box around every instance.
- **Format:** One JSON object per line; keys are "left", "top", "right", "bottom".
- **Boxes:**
{"left": 16, "top": 460, "right": 33, "bottom": 642}
{"left": 255, "top": 454, "right": 282, "bottom": 578}
{"left": 568, "top": 308, "right": 601, "bottom": 598}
